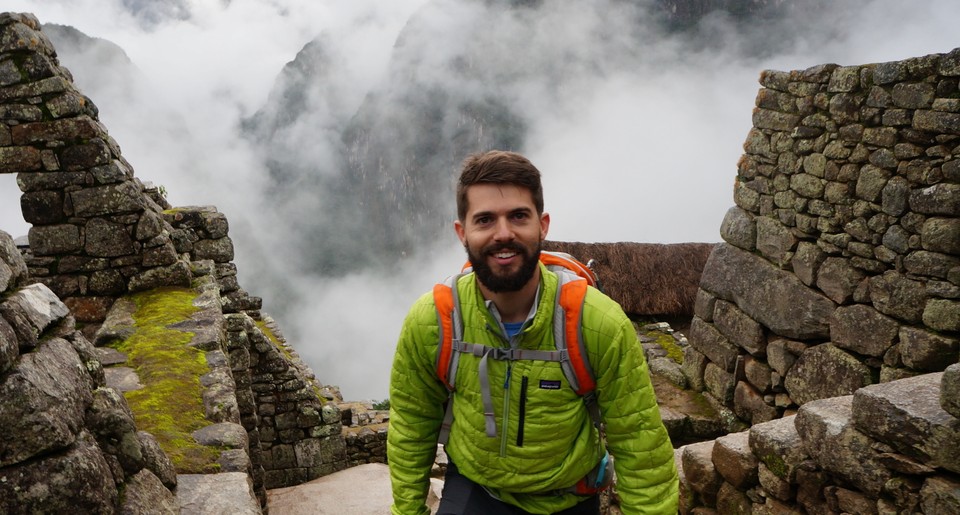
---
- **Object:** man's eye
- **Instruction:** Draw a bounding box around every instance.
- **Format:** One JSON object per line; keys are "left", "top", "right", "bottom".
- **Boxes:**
{"left": 475, "top": 216, "right": 492, "bottom": 225}
{"left": 511, "top": 212, "right": 529, "bottom": 221}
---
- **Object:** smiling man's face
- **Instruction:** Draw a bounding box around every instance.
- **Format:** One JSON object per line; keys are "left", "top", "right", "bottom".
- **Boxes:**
{"left": 454, "top": 183, "right": 550, "bottom": 293}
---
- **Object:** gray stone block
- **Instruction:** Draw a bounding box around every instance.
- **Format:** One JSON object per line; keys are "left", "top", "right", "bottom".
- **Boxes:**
{"left": 176, "top": 473, "right": 260, "bottom": 515}
{"left": 700, "top": 243, "right": 835, "bottom": 340}
{"left": 785, "top": 343, "right": 873, "bottom": 405}
{"left": 943, "top": 364, "right": 960, "bottom": 418}
{"left": 852, "top": 372, "right": 959, "bottom": 474}
{"left": 829, "top": 304, "right": 899, "bottom": 357}
{"left": 711, "top": 430, "right": 758, "bottom": 489}
{"left": 0, "top": 282, "right": 70, "bottom": 346}
{"left": 920, "top": 475, "right": 960, "bottom": 514}
{"left": 0, "top": 338, "right": 92, "bottom": 467}
{"left": 0, "top": 431, "right": 117, "bottom": 513}
{"left": 691, "top": 317, "right": 740, "bottom": 373}
{"left": 714, "top": 300, "right": 767, "bottom": 357}
{"left": 748, "top": 415, "right": 808, "bottom": 482}
{"left": 680, "top": 440, "right": 722, "bottom": 505}
{"left": 120, "top": 469, "right": 177, "bottom": 515}
{"left": 899, "top": 327, "right": 959, "bottom": 372}
{"left": 795, "top": 395, "right": 891, "bottom": 496}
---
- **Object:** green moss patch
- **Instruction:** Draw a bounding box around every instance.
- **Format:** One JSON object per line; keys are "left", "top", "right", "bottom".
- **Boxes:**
{"left": 646, "top": 330, "right": 684, "bottom": 363}
{"left": 255, "top": 319, "right": 289, "bottom": 357}
{"left": 109, "top": 287, "right": 221, "bottom": 473}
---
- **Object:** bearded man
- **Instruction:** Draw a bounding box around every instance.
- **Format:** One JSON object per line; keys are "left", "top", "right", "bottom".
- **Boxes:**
{"left": 388, "top": 150, "right": 678, "bottom": 515}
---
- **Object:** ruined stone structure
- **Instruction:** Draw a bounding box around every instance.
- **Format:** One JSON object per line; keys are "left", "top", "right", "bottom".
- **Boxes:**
{"left": 0, "top": 13, "right": 353, "bottom": 512}
{"left": 0, "top": 15, "right": 192, "bottom": 324}
{"left": 678, "top": 49, "right": 960, "bottom": 512}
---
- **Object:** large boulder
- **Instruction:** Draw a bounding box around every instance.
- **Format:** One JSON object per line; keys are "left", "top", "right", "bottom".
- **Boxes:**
{"left": 0, "top": 338, "right": 93, "bottom": 467}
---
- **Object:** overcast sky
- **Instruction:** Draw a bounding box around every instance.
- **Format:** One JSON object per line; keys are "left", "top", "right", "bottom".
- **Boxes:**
{"left": 2, "top": 0, "right": 958, "bottom": 400}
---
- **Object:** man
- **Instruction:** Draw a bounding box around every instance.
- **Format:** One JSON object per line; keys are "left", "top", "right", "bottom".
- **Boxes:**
{"left": 388, "top": 150, "right": 678, "bottom": 514}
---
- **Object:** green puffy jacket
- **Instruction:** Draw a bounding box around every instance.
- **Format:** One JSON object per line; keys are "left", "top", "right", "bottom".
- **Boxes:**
{"left": 388, "top": 263, "right": 678, "bottom": 514}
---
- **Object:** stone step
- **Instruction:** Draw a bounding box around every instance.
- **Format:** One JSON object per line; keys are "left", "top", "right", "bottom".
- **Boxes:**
{"left": 176, "top": 472, "right": 261, "bottom": 514}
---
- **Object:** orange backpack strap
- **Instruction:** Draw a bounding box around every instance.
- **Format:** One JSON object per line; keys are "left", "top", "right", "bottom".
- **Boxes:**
{"left": 433, "top": 274, "right": 465, "bottom": 391}
{"left": 557, "top": 277, "right": 596, "bottom": 395}
{"left": 540, "top": 250, "right": 599, "bottom": 288}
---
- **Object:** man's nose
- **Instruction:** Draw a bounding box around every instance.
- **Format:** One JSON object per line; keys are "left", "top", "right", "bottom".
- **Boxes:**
{"left": 493, "top": 217, "right": 514, "bottom": 241}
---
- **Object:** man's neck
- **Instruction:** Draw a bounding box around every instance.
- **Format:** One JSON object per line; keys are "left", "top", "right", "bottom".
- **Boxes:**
{"left": 478, "top": 268, "right": 541, "bottom": 324}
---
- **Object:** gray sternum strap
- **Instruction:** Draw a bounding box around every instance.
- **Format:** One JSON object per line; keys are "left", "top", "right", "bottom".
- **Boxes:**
{"left": 457, "top": 341, "right": 567, "bottom": 362}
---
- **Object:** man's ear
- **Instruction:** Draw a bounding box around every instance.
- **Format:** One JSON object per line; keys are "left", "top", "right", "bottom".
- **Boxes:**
{"left": 454, "top": 219, "right": 467, "bottom": 245}
{"left": 539, "top": 212, "right": 550, "bottom": 241}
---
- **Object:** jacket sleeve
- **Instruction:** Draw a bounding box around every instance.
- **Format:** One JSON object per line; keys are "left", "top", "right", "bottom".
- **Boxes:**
{"left": 588, "top": 296, "right": 679, "bottom": 514}
{"left": 388, "top": 293, "right": 450, "bottom": 515}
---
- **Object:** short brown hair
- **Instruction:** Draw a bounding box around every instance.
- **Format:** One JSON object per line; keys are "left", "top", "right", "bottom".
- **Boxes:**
{"left": 456, "top": 150, "right": 544, "bottom": 221}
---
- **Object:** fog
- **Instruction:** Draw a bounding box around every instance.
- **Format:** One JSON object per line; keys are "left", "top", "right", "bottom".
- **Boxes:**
{"left": 1, "top": 0, "right": 957, "bottom": 400}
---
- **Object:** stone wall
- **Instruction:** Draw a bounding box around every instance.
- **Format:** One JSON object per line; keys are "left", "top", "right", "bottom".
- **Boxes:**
{"left": 686, "top": 47, "right": 960, "bottom": 426}
{"left": 0, "top": 13, "right": 191, "bottom": 324}
{"left": 0, "top": 13, "right": 352, "bottom": 511}
{"left": 225, "top": 312, "right": 348, "bottom": 489}
{"left": 115, "top": 205, "right": 350, "bottom": 495}
{"left": 677, "top": 367, "right": 959, "bottom": 513}
{"left": 0, "top": 230, "right": 180, "bottom": 513}
{"left": 679, "top": 48, "right": 960, "bottom": 512}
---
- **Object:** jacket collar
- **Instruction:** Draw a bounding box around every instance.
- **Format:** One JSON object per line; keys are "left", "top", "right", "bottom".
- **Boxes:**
{"left": 459, "top": 261, "right": 559, "bottom": 348}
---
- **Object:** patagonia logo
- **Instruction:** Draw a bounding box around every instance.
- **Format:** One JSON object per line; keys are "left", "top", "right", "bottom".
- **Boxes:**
{"left": 539, "top": 380, "right": 562, "bottom": 390}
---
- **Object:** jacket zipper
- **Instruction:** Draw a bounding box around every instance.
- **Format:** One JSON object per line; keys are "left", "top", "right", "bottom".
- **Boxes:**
{"left": 500, "top": 362, "right": 511, "bottom": 457}
{"left": 517, "top": 376, "right": 528, "bottom": 447}
{"left": 488, "top": 322, "right": 524, "bottom": 457}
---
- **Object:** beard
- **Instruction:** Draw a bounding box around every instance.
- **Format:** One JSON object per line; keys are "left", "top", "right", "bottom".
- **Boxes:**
{"left": 466, "top": 240, "right": 541, "bottom": 293}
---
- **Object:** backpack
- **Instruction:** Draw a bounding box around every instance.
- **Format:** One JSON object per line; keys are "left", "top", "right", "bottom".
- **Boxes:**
{"left": 432, "top": 250, "right": 613, "bottom": 495}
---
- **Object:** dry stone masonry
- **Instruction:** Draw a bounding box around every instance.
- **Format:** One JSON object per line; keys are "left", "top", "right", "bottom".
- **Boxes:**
{"left": 679, "top": 48, "right": 960, "bottom": 512}
{"left": 1, "top": 13, "right": 355, "bottom": 513}
{"left": 0, "top": 13, "right": 192, "bottom": 325}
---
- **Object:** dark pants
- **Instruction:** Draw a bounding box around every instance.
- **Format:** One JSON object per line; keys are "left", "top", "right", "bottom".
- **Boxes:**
{"left": 437, "top": 460, "right": 600, "bottom": 515}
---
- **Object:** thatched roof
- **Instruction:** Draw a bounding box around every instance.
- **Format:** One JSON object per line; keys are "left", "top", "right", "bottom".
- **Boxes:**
{"left": 543, "top": 241, "right": 717, "bottom": 317}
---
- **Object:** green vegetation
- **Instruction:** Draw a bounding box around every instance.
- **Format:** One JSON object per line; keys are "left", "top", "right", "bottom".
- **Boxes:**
{"left": 109, "top": 287, "right": 221, "bottom": 473}
{"left": 633, "top": 318, "right": 685, "bottom": 364}
{"left": 372, "top": 399, "right": 390, "bottom": 411}
{"left": 255, "top": 319, "right": 291, "bottom": 359}
{"left": 646, "top": 330, "right": 684, "bottom": 364}
{"left": 761, "top": 453, "right": 788, "bottom": 479}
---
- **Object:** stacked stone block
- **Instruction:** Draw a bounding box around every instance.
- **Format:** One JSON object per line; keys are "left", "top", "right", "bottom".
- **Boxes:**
{"left": 161, "top": 206, "right": 263, "bottom": 315}
{"left": 0, "top": 230, "right": 179, "bottom": 513}
{"left": 678, "top": 369, "right": 959, "bottom": 512}
{"left": 0, "top": 13, "right": 191, "bottom": 323}
{"left": 343, "top": 427, "right": 389, "bottom": 467}
{"left": 229, "top": 313, "right": 349, "bottom": 489}
{"left": 686, "top": 47, "right": 960, "bottom": 427}
{"left": 338, "top": 401, "right": 390, "bottom": 467}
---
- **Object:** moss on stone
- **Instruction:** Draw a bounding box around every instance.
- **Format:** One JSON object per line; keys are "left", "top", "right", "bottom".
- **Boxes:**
{"left": 256, "top": 319, "right": 293, "bottom": 360}
{"left": 109, "top": 287, "right": 221, "bottom": 473}
{"left": 632, "top": 317, "right": 686, "bottom": 364}
{"left": 647, "top": 330, "right": 684, "bottom": 364}
{"left": 761, "top": 452, "right": 788, "bottom": 479}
